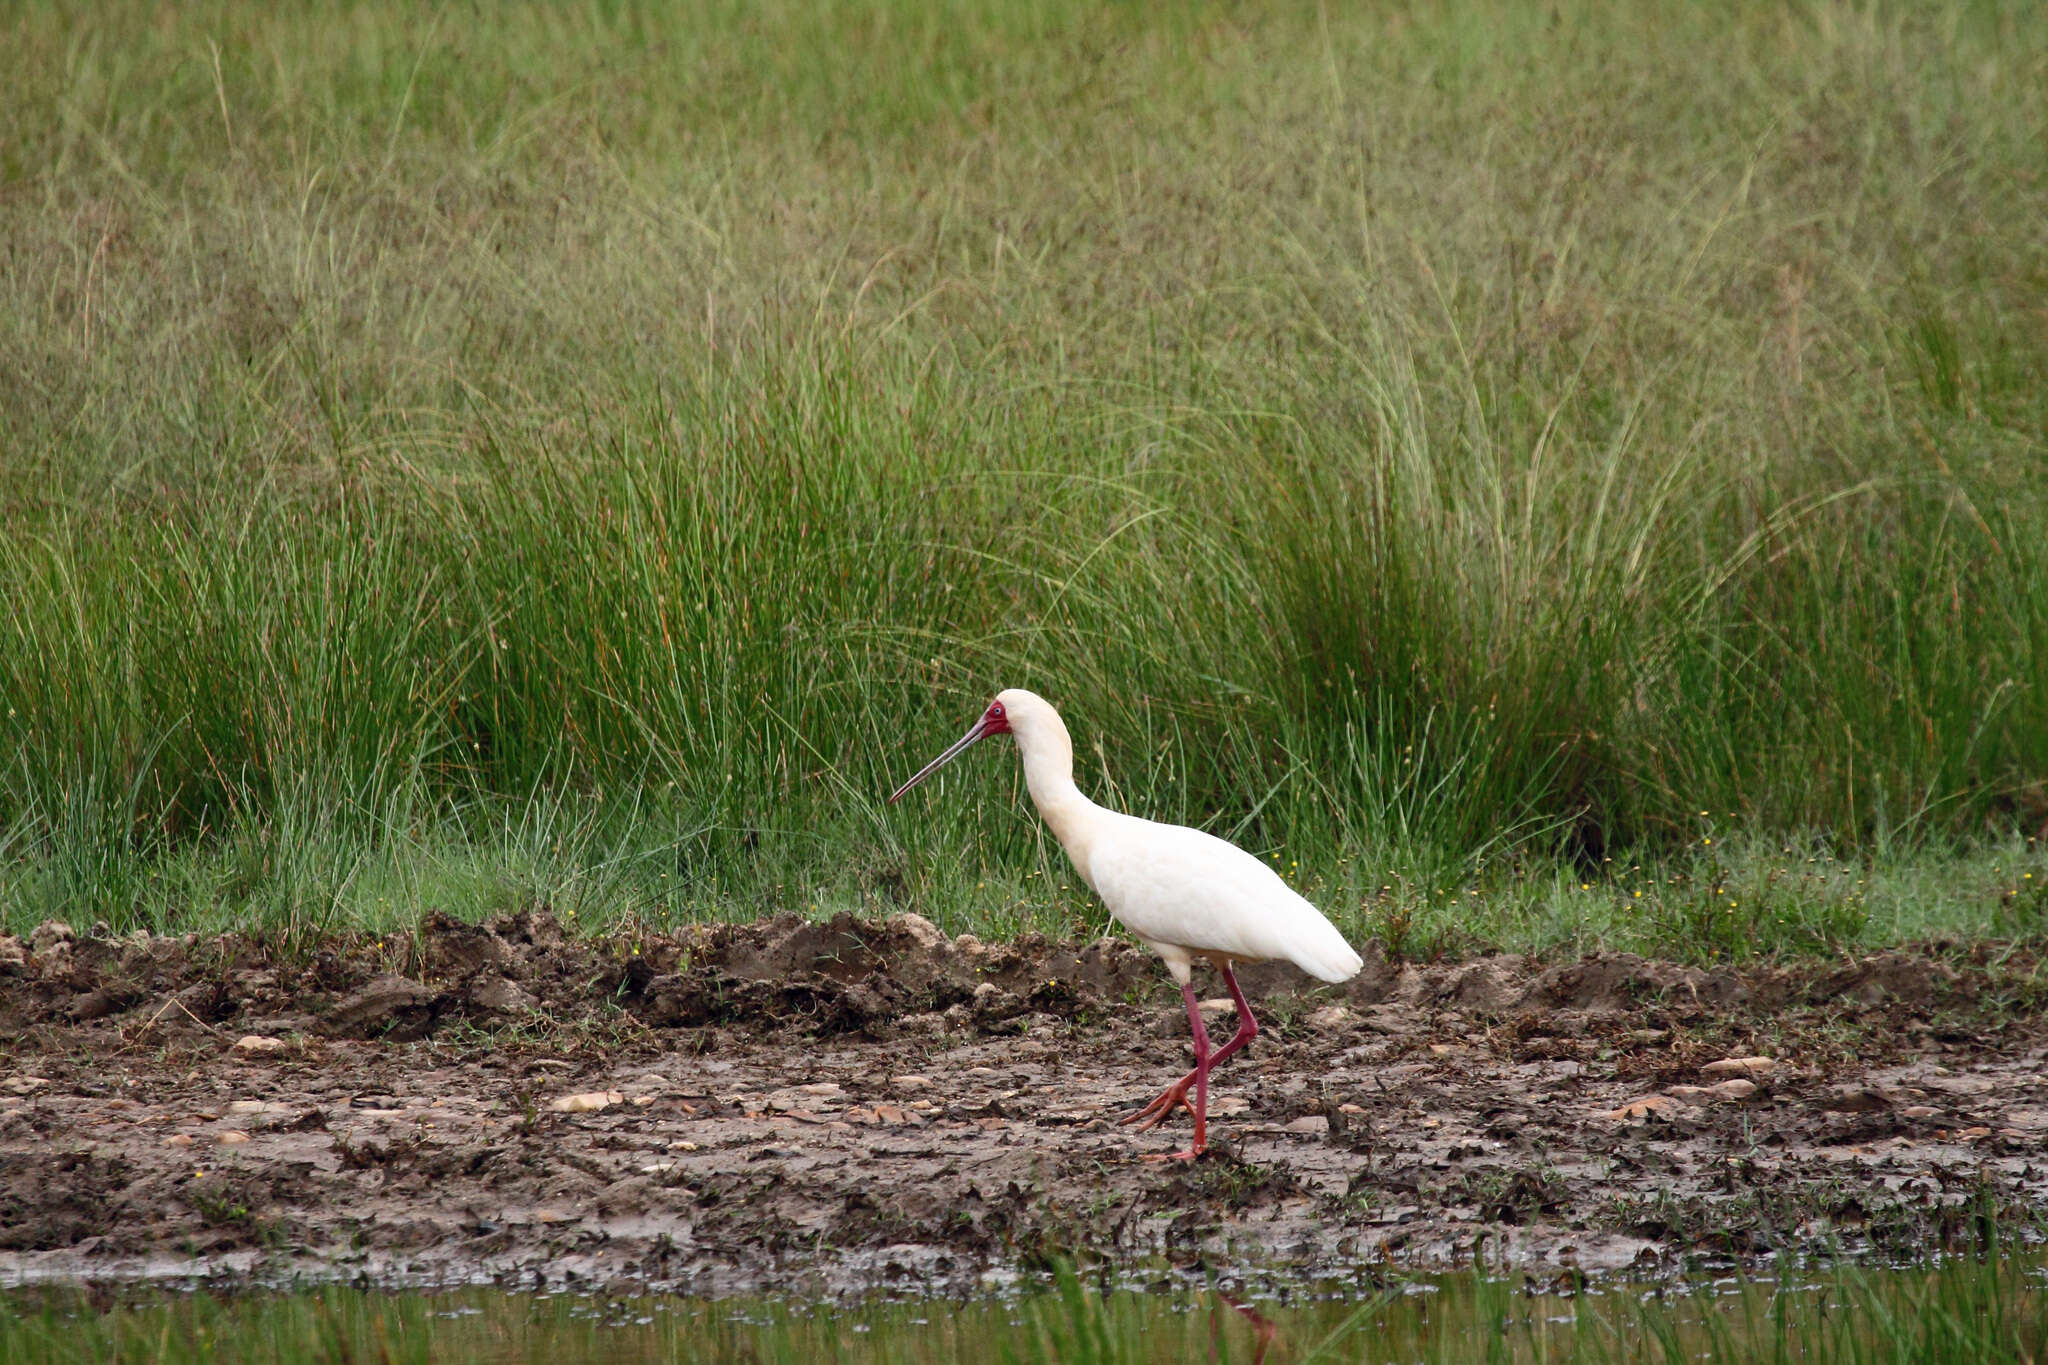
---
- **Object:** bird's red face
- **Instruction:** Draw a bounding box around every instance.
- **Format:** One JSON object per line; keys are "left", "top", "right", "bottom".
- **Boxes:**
{"left": 887, "top": 697, "right": 1010, "bottom": 804}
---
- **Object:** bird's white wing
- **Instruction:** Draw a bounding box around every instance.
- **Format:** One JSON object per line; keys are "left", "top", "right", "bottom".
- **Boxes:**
{"left": 1084, "top": 815, "right": 1363, "bottom": 983}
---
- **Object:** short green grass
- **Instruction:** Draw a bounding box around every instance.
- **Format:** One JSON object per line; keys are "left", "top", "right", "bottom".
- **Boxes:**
{"left": 2, "top": 1258, "right": 2043, "bottom": 1364}
{"left": 2, "top": 0, "right": 2045, "bottom": 952}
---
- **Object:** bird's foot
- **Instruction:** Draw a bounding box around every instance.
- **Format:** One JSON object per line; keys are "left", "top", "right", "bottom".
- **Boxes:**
{"left": 1140, "top": 1145, "right": 1204, "bottom": 1163}
{"left": 1119, "top": 1076, "right": 1197, "bottom": 1132}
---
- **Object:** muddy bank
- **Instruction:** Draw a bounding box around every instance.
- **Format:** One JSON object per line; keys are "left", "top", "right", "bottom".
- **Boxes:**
{"left": 1, "top": 912, "right": 2044, "bottom": 1294}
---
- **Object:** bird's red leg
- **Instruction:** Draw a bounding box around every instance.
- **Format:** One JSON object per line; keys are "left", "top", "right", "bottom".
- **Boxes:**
{"left": 1121, "top": 965, "right": 1262, "bottom": 1135}
{"left": 1140, "top": 982, "right": 1214, "bottom": 1161}
{"left": 1121, "top": 991, "right": 1202, "bottom": 1129}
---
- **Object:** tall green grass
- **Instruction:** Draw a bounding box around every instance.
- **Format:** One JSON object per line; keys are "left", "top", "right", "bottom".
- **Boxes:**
{"left": 2, "top": 0, "right": 2045, "bottom": 942}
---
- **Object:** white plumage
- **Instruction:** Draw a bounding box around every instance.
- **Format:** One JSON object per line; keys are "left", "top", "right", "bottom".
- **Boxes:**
{"left": 889, "top": 688, "right": 1363, "bottom": 1158}
{"left": 1087, "top": 817, "right": 1364, "bottom": 985}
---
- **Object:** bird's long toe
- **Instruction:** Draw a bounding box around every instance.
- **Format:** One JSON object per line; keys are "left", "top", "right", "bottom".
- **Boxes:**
{"left": 1119, "top": 1075, "right": 1197, "bottom": 1130}
{"left": 1120, "top": 1100, "right": 1176, "bottom": 1133}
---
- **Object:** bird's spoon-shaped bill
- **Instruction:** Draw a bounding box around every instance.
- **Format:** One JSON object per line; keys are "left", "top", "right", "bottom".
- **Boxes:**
{"left": 887, "top": 715, "right": 993, "bottom": 804}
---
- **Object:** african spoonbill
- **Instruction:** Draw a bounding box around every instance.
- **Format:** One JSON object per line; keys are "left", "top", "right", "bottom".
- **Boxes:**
{"left": 889, "top": 689, "right": 1363, "bottom": 1159}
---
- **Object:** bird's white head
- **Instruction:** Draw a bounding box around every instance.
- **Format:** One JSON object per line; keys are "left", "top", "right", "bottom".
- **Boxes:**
{"left": 887, "top": 688, "right": 1069, "bottom": 804}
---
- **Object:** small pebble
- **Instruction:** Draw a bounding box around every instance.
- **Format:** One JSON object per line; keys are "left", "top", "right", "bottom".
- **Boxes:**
{"left": 1701, "top": 1056, "right": 1776, "bottom": 1079}
{"left": 1603, "top": 1095, "right": 1689, "bottom": 1121}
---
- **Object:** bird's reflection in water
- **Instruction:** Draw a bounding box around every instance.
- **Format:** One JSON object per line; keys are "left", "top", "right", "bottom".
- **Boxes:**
{"left": 1210, "top": 1289, "right": 1278, "bottom": 1364}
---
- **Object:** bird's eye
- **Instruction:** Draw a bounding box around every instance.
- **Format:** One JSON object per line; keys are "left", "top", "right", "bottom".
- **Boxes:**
{"left": 991, "top": 703, "right": 1004, "bottom": 716}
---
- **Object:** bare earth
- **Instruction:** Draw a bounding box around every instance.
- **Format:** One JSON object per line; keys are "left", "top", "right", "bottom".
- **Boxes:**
{"left": 2, "top": 912, "right": 2043, "bottom": 1294}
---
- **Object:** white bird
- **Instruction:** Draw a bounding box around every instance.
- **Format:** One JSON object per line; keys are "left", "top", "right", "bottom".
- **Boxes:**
{"left": 889, "top": 688, "right": 1363, "bottom": 1160}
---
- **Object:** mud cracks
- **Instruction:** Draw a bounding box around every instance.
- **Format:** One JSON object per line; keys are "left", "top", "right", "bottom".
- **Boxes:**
{"left": 1, "top": 912, "right": 2044, "bottom": 1293}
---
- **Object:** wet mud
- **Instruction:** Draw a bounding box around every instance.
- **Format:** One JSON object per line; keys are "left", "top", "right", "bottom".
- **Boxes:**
{"left": 1, "top": 912, "right": 2044, "bottom": 1294}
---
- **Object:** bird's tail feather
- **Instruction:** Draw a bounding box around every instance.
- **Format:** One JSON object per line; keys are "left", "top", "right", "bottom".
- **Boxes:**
{"left": 1292, "top": 918, "right": 1365, "bottom": 983}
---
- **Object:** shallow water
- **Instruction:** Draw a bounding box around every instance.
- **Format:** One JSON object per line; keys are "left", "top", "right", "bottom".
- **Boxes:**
{"left": 3, "top": 1258, "right": 2045, "bottom": 1364}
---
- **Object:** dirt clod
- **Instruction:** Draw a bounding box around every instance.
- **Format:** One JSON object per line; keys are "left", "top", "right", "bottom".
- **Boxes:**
{"left": 322, "top": 975, "right": 438, "bottom": 1041}
{"left": 28, "top": 922, "right": 74, "bottom": 955}
{"left": 1826, "top": 1085, "right": 1898, "bottom": 1113}
{"left": 1304, "top": 1005, "right": 1357, "bottom": 1032}
{"left": 469, "top": 975, "right": 538, "bottom": 1016}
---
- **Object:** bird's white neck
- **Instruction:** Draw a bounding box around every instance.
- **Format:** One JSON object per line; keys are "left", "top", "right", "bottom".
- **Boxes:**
{"left": 1013, "top": 713, "right": 1104, "bottom": 874}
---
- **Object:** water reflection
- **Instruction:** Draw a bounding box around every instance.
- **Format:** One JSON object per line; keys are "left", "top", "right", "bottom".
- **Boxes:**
{"left": 0, "top": 1255, "right": 2041, "bottom": 1363}
{"left": 1212, "top": 1290, "right": 1277, "bottom": 1364}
